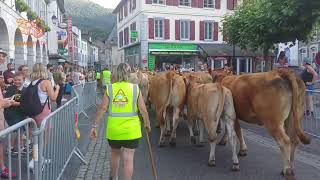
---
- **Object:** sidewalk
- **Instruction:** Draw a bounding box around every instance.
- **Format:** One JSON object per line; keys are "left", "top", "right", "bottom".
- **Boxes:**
{"left": 75, "top": 114, "right": 111, "bottom": 180}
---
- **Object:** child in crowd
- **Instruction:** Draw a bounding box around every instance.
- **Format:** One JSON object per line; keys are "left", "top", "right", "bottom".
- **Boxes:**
{"left": 4, "top": 72, "right": 27, "bottom": 154}
{"left": 64, "top": 74, "right": 74, "bottom": 95}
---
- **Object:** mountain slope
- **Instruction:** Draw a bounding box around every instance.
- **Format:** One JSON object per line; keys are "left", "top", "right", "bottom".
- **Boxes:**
{"left": 65, "top": 0, "right": 116, "bottom": 41}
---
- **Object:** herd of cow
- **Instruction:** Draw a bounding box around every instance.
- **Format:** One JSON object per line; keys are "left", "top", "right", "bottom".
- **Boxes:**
{"left": 124, "top": 68, "right": 311, "bottom": 177}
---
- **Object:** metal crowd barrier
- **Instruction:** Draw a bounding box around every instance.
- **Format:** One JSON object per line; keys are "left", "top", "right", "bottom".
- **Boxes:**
{"left": 71, "top": 83, "right": 88, "bottom": 118}
{"left": 35, "top": 97, "right": 87, "bottom": 180}
{"left": 0, "top": 118, "right": 38, "bottom": 180}
{"left": 83, "top": 81, "right": 97, "bottom": 110}
{"left": 303, "top": 89, "right": 320, "bottom": 139}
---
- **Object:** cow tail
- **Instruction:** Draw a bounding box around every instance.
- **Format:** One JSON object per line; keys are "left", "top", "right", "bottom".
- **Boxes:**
{"left": 282, "top": 70, "right": 311, "bottom": 144}
{"left": 162, "top": 72, "right": 175, "bottom": 120}
{"left": 216, "top": 83, "right": 225, "bottom": 122}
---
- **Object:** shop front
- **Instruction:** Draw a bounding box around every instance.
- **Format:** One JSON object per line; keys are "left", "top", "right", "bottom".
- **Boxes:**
{"left": 148, "top": 43, "right": 199, "bottom": 71}
{"left": 124, "top": 44, "right": 141, "bottom": 68}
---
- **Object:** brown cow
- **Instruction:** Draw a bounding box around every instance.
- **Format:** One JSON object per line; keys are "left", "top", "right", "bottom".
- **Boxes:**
{"left": 219, "top": 69, "right": 310, "bottom": 176}
{"left": 149, "top": 71, "right": 186, "bottom": 146}
{"left": 129, "top": 70, "right": 149, "bottom": 104}
{"left": 184, "top": 74, "right": 239, "bottom": 171}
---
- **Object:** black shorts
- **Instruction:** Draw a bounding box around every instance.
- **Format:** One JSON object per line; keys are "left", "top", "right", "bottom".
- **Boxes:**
{"left": 107, "top": 138, "right": 140, "bottom": 149}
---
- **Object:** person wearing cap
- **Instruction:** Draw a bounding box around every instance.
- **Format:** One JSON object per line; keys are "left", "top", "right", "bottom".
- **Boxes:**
{"left": 301, "top": 57, "right": 318, "bottom": 117}
{"left": 0, "top": 49, "right": 17, "bottom": 178}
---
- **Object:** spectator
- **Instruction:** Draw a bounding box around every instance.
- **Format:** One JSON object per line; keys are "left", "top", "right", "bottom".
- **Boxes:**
{"left": 3, "top": 63, "right": 15, "bottom": 85}
{"left": 46, "top": 64, "right": 55, "bottom": 87}
{"left": 64, "top": 74, "right": 74, "bottom": 95}
{"left": 301, "top": 57, "right": 318, "bottom": 117}
{"left": 18, "top": 65, "right": 31, "bottom": 87}
{"left": 278, "top": 51, "right": 289, "bottom": 68}
{"left": 90, "top": 63, "right": 151, "bottom": 180}
{"left": 28, "top": 63, "right": 60, "bottom": 170}
{"left": 53, "top": 65, "right": 66, "bottom": 108}
{"left": 4, "top": 72, "right": 27, "bottom": 154}
{"left": 0, "top": 74, "right": 6, "bottom": 93}
{"left": 0, "top": 48, "right": 16, "bottom": 178}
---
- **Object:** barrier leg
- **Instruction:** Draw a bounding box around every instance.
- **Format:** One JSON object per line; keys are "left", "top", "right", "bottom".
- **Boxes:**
{"left": 73, "top": 148, "right": 88, "bottom": 165}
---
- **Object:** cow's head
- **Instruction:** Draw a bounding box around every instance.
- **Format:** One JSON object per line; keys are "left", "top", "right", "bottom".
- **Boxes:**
{"left": 183, "top": 74, "right": 202, "bottom": 87}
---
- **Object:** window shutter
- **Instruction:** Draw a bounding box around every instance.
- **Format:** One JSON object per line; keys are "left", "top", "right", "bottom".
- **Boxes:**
{"left": 146, "top": 0, "right": 152, "bottom": 4}
{"left": 166, "top": 0, "right": 172, "bottom": 6}
{"left": 129, "top": 0, "right": 132, "bottom": 12}
{"left": 213, "top": 22, "right": 218, "bottom": 41}
{"left": 198, "top": 0, "right": 203, "bottom": 8}
{"left": 191, "top": 0, "right": 198, "bottom": 8}
{"left": 190, "top": 21, "right": 195, "bottom": 40}
{"left": 172, "top": 0, "right": 179, "bottom": 6}
{"left": 234, "top": 0, "right": 238, "bottom": 8}
{"left": 124, "top": 3, "right": 128, "bottom": 17}
{"left": 227, "top": 0, "right": 233, "bottom": 10}
{"left": 215, "top": 0, "right": 221, "bottom": 9}
{"left": 175, "top": 20, "right": 180, "bottom": 40}
{"left": 200, "top": 21, "right": 204, "bottom": 40}
{"left": 133, "top": 0, "right": 136, "bottom": 9}
{"left": 149, "top": 18, "right": 155, "bottom": 39}
{"left": 165, "top": 19, "right": 170, "bottom": 40}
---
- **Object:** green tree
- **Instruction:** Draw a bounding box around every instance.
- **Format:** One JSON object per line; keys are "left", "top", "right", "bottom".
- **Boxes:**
{"left": 223, "top": 0, "right": 320, "bottom": 59}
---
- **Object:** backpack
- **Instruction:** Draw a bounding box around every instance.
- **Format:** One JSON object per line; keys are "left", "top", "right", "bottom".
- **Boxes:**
{"left": 20, "top": 79, "right": 49, "bottom": 117}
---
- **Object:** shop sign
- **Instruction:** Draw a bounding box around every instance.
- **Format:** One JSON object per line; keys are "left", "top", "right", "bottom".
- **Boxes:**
{"left": 57, "top": 31, "right": 67, "bottom": 36}
{"left": 58, "top": 48, "right": 68, "bottom": 54}
{"left": 131, "top": 31, "right": 138, "bottom": 39}
{"left": 149, "top": 43, "right": 198, "bottom": 51}
{"left": 17, "top": 18, "right": 44, "bottom": 38}
{"left": 148, "top": 55, "right": 156, "bottom": 70}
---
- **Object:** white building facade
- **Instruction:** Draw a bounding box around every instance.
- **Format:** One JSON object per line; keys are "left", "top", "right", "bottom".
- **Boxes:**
{"left": 113, "top": 0, "right": 238, "bottom": 70}
{"left": 0, "top": 0, "right": 50, "bottom": 70}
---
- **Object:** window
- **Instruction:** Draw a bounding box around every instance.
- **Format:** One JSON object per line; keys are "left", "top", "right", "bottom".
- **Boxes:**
{"left": 119, "top": 31, "right": 123, "bottom": 47}
{"left": 132, "top": 0, "right": 136, "bottom": 9}
{"left": 204, "top": 0, "right": 214, "bottom": 8}
{"left": 130, "top": 22, "right": 137, "bottom": 43}
{"left": 180, "top": 21, "right": 190, "bottom": 40}
{"left": 155, "top": 19, "right": 164, "bottom": 39}
{"left": 153, "top": 0, "right": 164, "bottom": 4}
{"left": 180, "top": 0, "right": 190, "bottom": 6}
{"left": 205, "top": 22, "right": 213, "bottom": 40}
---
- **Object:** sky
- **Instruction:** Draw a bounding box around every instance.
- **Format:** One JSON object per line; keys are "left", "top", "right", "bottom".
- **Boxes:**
{"left": 90, "top": 0, "right": 121, "bottom": 9}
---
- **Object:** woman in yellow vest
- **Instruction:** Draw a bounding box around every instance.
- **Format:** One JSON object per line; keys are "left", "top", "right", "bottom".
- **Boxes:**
{"left": 90, "top": 63, "right": 151, "bottom": 180}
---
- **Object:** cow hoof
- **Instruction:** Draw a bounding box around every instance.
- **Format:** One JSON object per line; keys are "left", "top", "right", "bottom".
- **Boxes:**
{"left": 281, "top": 168, "right": 294, "bottom": 177}
{"left": 158, "top": 142, "right": 166, "bottom": 148}
{"left": 208, "top": 160, "right": 216, "bottom": 167}
{"left": 231, "top": 163, "right": 240, "bottom": 171}
{"left": 170, "top": 139, "right": 176, "bottom": 147}
{"left": 190, "top": 136, "right": 196, "bottom": 144}
{"left": 238, "top": 150, "right": 248, "bottom": 157}
{"left": 218, "top": 140, "right": 227, "bottom": 146}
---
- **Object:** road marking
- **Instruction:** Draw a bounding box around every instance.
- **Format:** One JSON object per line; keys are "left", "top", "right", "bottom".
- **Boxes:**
{"left": 244, "top": 129, "right": 320, "bottom": 170}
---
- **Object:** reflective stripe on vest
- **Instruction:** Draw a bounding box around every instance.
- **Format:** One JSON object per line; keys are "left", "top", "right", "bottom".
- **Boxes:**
{"left": 107, "top": 84, "right": 138, "bottom": 117}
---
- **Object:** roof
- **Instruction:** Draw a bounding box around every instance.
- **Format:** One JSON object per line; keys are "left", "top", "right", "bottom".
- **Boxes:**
{"left": 112, "top": 0, "right": 126, "bottom": 14}
{"left": 105, "top": 26, "right": 118, "bottom": 46}
{"left": 199, "top": 44, "right": 274, "bottom": 57}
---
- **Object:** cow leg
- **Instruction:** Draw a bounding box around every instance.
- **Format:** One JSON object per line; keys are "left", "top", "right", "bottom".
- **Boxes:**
{"left": 289, "top": 136, "right": 299, "bottom": 171}
{"left": 198, "top": 120, "right": 205, "bottom": 147}
{"left": 225, "top": 118, "right": 240, "bottom": 171}
{"left": 157, "top": 109, "right": 166, "bottom": 147}
{"left": 268, "top": 126, "right": 292, "bottom": 176}
{"left": 187, "top": 118, "right": 196, "bottom": 145}
{"left": 165, "top": 108, "right": 172, "bottom": 137}
{"left": 203, "top": 117, "right": 218, "bottom": 166}
{"left": 234, "top": 120, "right": 248, "bottom": 156}
{"left": 169, "top": 108, "right": 181, "bottom": 147}
{"left": 218, "top": 125, "right": 228, "bottom": 146}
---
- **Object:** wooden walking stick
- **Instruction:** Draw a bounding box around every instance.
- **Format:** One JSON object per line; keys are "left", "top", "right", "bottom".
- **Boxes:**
{"left": 145, "top": 130, "right": 159, "bottom": 180}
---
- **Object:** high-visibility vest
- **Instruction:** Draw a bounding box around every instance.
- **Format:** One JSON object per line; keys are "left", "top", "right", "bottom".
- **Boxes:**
{"left": 102, "top": 70, "right": 111, "bottom": 85}
{"left": 95, "top": 72, "right": 101, "bottom": 80}
{"left": 105, "top": 82, "right": 141, "bottom": 140}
